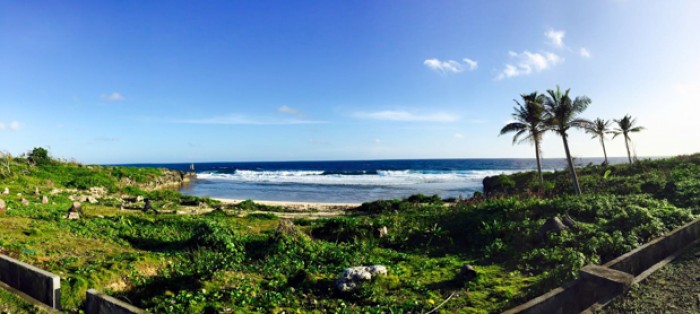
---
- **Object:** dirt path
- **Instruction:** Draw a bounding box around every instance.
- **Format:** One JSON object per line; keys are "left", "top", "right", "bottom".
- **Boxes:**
{"left": 236, "top": 210, "right": 347, "bottom": 219}
{"left": 601, "top": 242, "right": 700, "bottom": 313}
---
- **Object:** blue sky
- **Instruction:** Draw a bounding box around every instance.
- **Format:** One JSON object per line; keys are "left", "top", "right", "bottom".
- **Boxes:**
{"left": 1, "top": 1, "right": 699, "bottom": 163}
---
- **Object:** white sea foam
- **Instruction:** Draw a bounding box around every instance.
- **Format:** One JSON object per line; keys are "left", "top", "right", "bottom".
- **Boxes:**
{"left": 196, "top": 169, "right": 517, "bottom": 186}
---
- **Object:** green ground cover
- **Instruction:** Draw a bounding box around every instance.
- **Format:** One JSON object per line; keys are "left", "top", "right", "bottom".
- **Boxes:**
{"left": 0, "top": 151, "right": 699, "bottom": 313}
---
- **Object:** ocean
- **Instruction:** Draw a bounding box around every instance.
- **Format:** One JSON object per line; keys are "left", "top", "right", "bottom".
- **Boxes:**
{"left": 129, "top": 157, "right": 628, "bottom": 203}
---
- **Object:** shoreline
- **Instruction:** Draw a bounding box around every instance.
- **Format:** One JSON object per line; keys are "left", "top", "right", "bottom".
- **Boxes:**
{"left": 213, "top": 198, "right": 362, "bottom": 211}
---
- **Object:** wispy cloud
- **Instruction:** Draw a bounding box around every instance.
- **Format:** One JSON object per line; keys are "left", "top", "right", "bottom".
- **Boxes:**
{"left": 496, "top": 51, "right": 563, "bottom": 80}
{"left": 0, "top": 121, "right": 20, "bottom": 130}
{"left": 175, "top": 114, "right": 326, "bottom": 125}
{"left": 354, "top": 110, "right": 459, "bottom": 122}
{"left": 454, "top": 132, "right": 465, "bottom": 139}
{"left": 463, "top": 58, "right": 478, "bottom": 70}
{"left": 579, "top": 47, "right": 591, "bottom": 58}
{"left": 101, "top": 92, "right": 124, "bottom": 102}
{"left": 424, "top": 57, "right": 478, "bottom": 73}
{"left": 545, "top": 29, "right": 566, "bottom": 48}
{"left": 277, "top": 105, "right": 308, "bottom": 120}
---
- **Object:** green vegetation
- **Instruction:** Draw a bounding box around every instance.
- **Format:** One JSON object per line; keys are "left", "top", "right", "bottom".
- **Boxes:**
{"left": 0, "top": 149, "right": 699, "bottom": 313}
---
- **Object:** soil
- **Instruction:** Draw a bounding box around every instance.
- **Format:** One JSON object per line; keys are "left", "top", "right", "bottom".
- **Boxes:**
{"left": 601, "top": 242, "right": 700, "bottom": 313}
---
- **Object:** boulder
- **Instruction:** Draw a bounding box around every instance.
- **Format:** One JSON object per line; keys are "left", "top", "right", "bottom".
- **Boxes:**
{"left": 34, "top": 187, "right": 40, "bottom": 196}
{"left": 336, "top": 265, "right": 388, "bottom": 292}
{"left": 2, "top": 187, "right": 8, "bottom": 195}
{"left": 562, "top": 214, "right": 578, "bottom": 229}
{"left": 87, "top": 196, "right": 98, "bottom": 204}
{"left": 20, "top": 198, "right": 29, "bottom": 206}
{"left": 460, "top": 264, "right": 477, "bottom": 280}
{"left": 275, "top": 219, "right": 308, "bottom": 240}
{"left": 377, "top": 226, "right": 389, "bottom": 238}
{"left": 69, "top": 202, "right": 82, "bottom": 213}
{"left": 42, "top": 196, "right": 49, "bottom": 204}
{"left": 0, "top": 199, "right": 6, "bottom": 212}
{"left": 67, "top": 212, "right": 80, "bottom": 220}
{"left": 537, "top": 217, "right": 569, "bottom": 241}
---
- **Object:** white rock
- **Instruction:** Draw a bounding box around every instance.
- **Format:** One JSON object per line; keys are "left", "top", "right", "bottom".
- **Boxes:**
{"left": 336, "top": 265, "right": 388, "bottom": 292}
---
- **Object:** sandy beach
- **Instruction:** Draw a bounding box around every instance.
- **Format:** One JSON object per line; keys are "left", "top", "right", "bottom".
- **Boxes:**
{"left": 214, "top": 198, "right": 362, "bottom": 211}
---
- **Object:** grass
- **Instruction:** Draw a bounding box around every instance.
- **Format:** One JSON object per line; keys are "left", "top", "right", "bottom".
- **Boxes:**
{"left": 0, "top": 151, "right": 698, "bottom": 313}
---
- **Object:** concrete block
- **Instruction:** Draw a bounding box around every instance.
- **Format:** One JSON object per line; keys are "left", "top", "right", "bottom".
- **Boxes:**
{"left": 85, "top": 289, "right": 148, "bottom": 314}
{"left": 580, "top": 264, "right": 633, "bottom": 294}
{"left": 0, "top": 254, "right": 61, "bottom": 309}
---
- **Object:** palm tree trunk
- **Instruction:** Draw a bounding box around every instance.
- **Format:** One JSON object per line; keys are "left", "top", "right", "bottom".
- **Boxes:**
{"left": 624, "top": 134, "right": 632, "bottom": 164}
{"left": 600, "top": 137, "right": 609, "bottom": 165}
{"left": 562, "top": 134, "right": 582, "bottom": 195}
{"left": 534, "top": 137, "right": 544, "bottom": 182}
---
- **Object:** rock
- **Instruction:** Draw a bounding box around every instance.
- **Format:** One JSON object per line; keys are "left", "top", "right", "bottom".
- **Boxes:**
{"left": 96, "top": 215, "right": 104, "bottom": 219}
{"left": 275, "top": 219, "right": 307, "bottom": 240}
{"left": 67, "top": 212, "right": 80, "bottom": 220}
{"left": 34, "top": 187, "right": 40, "bottom": 196}
{"left": 2, "top": 187, "right": 8, "bottom": 195}
{"left": 42, "top": 196, "right": 49, "bottom": 204}
{"left": 50, "top": 188, "right": 62, "bottom": 195}
{"left": 20, "top": 198, "right": 29, "bottom": 206}
{"left": 136, "top": 196, "right": 144, "bottom": 202}
{"left": 0, "top": 199, "right": 6, "bottom": 212}
{"left": 537, "top": 217, "right": 569, "bottom": 241}
{"left": 562, "top": 214, "right": 577, "bottom": 229}
{"left": 87, "top": 196, "right": 98, "bottom": 204}
{"left": 460, "top": 264, "right": 477, "bottom": 280}
{"left": 336, "top": 265, "right": 388, "bottom": 292}
{"left": 69, "top": 202, "right": 82, "bottom": 213}
{"left": 377, "top": 226, "right": 389, "bottom": 238}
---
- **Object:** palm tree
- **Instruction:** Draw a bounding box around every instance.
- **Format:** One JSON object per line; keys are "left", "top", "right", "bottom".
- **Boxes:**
{"left": 612, "top": 114, "right": 644, "bottom": 164}
{"left": 544, "top": 86, "right": 592, "bottom": 195}
{"left": 500, "top": 92, "right": 547, "bottom": 182}
{"left": 585, "top": 118, "right": 612, "bottom": 165}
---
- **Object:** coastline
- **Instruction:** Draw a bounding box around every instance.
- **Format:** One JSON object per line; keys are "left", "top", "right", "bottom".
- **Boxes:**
{"left": 213, "top": 198, "right": 361, "bottom": 211}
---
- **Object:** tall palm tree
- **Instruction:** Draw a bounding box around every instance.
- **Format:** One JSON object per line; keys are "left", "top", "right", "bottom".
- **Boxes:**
{"left": 585, "top": 118, "right": 612, "bottom": 165}
{"left": 544, "top": 86, "right": 592, "bottom": 195}
{"left": 500, "top": 92, "right": 547, "bottom": 182}
{"left": 612, "top": 114, "right": 644, "bottom": 164}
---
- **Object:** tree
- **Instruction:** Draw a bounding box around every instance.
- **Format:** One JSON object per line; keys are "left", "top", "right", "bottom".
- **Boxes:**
{"left": 612, "top": 114, "right": 644, "bottom": 164}
{"left": 544, "top": 86, "right": 591, "bottom": 195}
{"left": 28, "top": 147, "right": 51, "bottom": 166}
{"left": 585, "top": 118, "right": 612, "bottom": 165}
{"left": 500, "top": 92, "right": 547, "bottom": 182}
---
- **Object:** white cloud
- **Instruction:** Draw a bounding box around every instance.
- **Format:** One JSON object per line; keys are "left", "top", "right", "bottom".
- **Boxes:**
{"left": 545, "top": 29, "right": 566, "bottom": 48}
{"left": 496, "top": 50, "right": 563, "bottom": 79}
{"left": 424, "top": 57, "right": 479, "bottom": 73}
{"left": 277, "top": 105, "right": 299, "bottom": 115}
{"left": 101, "top": 92, "right": 124, "bottom": 102}
{"left": 580, "top": 48, "right": 591, "bottom": 58}
{"left": 354, "top": 110, "right": 459, "bottom": 122}
{"left": 463, "top": 58, "right": 478, "bottom": 70}
{"left": 0, "top": 121, "right": 20, "bottom": 130}
{"left": 424, "top": 58, "right": 464, "bottom": 73}
{"left": 454, "top": 133, "right": 465, "bottom": 139}
{"left": 374, "top": 138, "right": 382, "bottom": 144}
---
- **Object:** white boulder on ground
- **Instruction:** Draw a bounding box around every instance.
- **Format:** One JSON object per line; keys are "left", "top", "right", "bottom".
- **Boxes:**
{"left": 336, "top": 265, "right": 388, "bottom": 292}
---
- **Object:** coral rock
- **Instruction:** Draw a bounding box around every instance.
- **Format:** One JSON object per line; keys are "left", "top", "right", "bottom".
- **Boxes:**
{"left": 336, "top": 265, "right": 388, "bottom": 292}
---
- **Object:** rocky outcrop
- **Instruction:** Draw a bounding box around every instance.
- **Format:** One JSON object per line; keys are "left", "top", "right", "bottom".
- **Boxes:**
{"left": 135, "top": 169, "right": 194, "bottom": 191}
{"left": 336, "top": 265, "right": 388, "bottom": 292}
